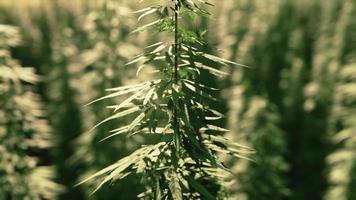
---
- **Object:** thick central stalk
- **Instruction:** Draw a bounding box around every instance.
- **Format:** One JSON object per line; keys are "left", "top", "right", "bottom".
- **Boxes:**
{"left": 172, "top": 0, "right": 180, "bottom": 155}
{"left": 174, "top": 0, "right": 179, "bottom": 83}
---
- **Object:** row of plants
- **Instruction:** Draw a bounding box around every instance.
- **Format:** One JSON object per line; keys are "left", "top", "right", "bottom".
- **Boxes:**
{"left": 0, "top": 24, "right": 62, "bottom": 200}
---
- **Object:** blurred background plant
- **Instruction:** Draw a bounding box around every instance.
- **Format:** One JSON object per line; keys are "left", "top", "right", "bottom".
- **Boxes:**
{"left": 0, "top": 24, "right": 63, "bottom": 200}
{"left": 0, "top": 0, "right": 355, "bottom": 199}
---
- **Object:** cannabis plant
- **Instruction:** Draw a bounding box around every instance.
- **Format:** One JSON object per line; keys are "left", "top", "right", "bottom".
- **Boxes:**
{"left": 325, "top": 2, "right": 356, "bottom": 199}
{"left": 325, "top": 63, "right": 356, "bottom": 200}
{"left": 0, "top": 24, "right": 62, "bottom": 199}
{"left": 228, "top": 95, "right": 288, "bottom": 200}
{"left": 221, "top": 1, "right": 355, "bottom": 199}
{"left": 213, "top": 1, "right": 289, "bottom": 199}
{"left": 78, "top": 0, "right": 252, "bottom": 199}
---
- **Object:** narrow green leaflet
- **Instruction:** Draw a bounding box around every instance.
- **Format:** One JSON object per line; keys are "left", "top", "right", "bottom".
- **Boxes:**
{"left": 149, "top": 44, "right": 166, "bottom": 54}
{"left": 195, "top": 0, "right": 214, "bottom": 6}
{"left": 204, "top": 135, "right": 255, "bottom": 152}
{"left": 145, "top": 41, "right": 164, "bottom": 49}
{"left": 143, "top": 87, "right": 155, "bottom": 105}
{"left": 182, "top": 79, "right": 219, "bottom": 91}
{"left": 133, "top": 6, "right": 156, "bottom": 14}
{"left": 105, "top": 81, "right": 155, "bottom": 92}
{"left": 132, "top": 19, "right": 161, "bottom": 33}
{"left": 99, "top": 126, "right": 130, "bottom": 142}
{"left": 75, "top": 162, "right": 121, "bottom": 187}
{"left": 125, "top": 54, "right": 146, "bottom": 66}
{"left": 112, "top": 88, "right": 147, "bottom": 112}
{"left": 89, "top": 148, "right": 148, "bottom": 194}
{"left": 194, "top": 61, "right": 228, "bottom": 77}
{"left": 128, "top": 112, "right": 146, "bottom": 132}
{"left": 90, "top": 106, "right": 141, "bottom": 131}
{"left": 85, "top": 84, "right": 150, "bottom": 106}
{"left": 182, "top": 81, "right": 218, "bottom": 101}
{"left": 138, "top": 8, "right": 158, "bottom": 21}
{"left": 201, "top": 124, "right": 230, "bottom": 132}
{"left": 77, "top": 143, "right": 167, "bottom": 192}
{"left": 203, "top": 53, "right": 248, "bottom": 67}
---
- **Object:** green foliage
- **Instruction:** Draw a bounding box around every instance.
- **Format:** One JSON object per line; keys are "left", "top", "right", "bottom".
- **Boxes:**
{"left": 228, "top": 97, "right": 289, "bottom": 200}
{"left": 325, "top": 63, "right": 356, "bottom": 200}
{"left": 68, "top": 2, "right": 143, "bottom": 199}
{"left": 0, "top": 24, "right": 62, "bottom": 200}
{"left": 1, "top": 1, "right": 145, "bottom": 199}
{"left": 1, "top": 0, "right": 356, "bottom": 199}
{"left": 217, "top": 0, "right": 356, "bottom": 200}
{"left": 78, "top": 0, "right": 252, "bottom": 199}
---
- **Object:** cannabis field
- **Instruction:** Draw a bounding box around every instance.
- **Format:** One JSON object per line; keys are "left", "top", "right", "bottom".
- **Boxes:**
{"left": 0, "top": 0, "right": 355, "bottom": 199}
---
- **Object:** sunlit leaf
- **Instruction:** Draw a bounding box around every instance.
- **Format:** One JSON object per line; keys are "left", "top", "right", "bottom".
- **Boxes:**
{"left": 132, "top": 19, "right": 161, "bottom": 33}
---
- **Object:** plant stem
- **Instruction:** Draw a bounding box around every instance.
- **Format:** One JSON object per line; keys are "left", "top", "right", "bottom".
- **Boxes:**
{"left": 173, "top": 0, "right": 180, "bottom": 155}
{"left": 174, "top": 0, "right": 179, "bottom": 83}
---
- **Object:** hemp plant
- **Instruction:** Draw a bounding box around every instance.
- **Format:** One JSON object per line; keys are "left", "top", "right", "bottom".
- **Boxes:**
{"left": 78, "top": 0, "right": 252, "bottom": 199}
{"left": 0, "top": 24, "right": 62, "bottom": 199}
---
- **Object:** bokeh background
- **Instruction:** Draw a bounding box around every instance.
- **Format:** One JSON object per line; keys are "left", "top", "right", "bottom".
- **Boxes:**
{"left": 0, "top": 0, "right": 355, "bottom": 199}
